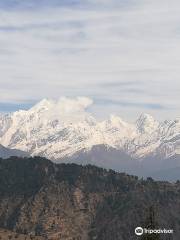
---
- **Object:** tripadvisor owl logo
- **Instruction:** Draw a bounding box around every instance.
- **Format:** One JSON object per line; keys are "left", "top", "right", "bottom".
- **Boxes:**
{"left": 135, "top": 226, "right": 174, "bottom": 236}
{"left": 135, "top": 227, "right": 143, "bottom": 236}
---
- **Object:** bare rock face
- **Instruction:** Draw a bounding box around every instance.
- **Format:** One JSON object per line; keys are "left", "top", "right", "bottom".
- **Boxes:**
{"left": 0, "top": 157, "right": 180, "bottom": 240}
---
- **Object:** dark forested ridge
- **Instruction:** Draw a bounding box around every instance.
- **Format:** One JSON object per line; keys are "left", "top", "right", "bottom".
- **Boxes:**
{"left": 0, "top": 157, "right": 179, "bottom": 240}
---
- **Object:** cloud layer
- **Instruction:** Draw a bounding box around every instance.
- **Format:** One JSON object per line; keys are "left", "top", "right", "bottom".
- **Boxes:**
{"left": 0, "top": 0, "right": 179, "bottom": 120}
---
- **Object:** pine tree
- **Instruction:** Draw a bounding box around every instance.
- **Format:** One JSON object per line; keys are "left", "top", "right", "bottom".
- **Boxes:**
{"left": 141, "top": 206, "right": 160, "bottom": 240}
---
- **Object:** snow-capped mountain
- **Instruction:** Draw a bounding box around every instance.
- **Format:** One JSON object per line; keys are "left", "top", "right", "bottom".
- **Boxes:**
{"left": 0, "top": 97, "right": 179, "bottom": 162}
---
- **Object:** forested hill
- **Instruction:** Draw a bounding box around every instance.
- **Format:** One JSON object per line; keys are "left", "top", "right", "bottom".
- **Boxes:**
{"left": 0, "top": 157, "right": 179, "bottom": 240}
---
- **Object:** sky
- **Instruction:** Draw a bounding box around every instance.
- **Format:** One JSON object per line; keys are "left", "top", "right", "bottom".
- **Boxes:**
{"left": 0, "top": 0, "right": 179, "bottom": 121}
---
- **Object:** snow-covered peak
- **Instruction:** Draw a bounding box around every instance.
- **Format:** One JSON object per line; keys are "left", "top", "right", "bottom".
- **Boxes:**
{"left": 0, "top": 97, "right": 179, "bottom": 161}
{"left": 136, "top": 113, "right": 159, "bottom": 134}
{"left": 30, "top": 97, "right": 92, "bottom": 113}
{"left": 101, "top": 114, "right": 136, "bottom": 138}
{"left": 30, "top": 98, "right": 53, "bottom": 112}
{"left": 109, "top": 115, "right": 128, "bottom": 127}
{"left": 20, "top": 97, "right": 94, "bottom": 125}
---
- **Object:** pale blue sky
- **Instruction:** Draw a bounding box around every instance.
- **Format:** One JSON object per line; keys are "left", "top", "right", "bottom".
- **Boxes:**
{"left": 0, "top": 0, "right": 179, "bottom": 121}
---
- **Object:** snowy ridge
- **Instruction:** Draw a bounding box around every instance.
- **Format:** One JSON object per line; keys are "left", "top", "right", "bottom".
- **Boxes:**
{"left": 0, "top": 97, "right": 180, "bottom": 161}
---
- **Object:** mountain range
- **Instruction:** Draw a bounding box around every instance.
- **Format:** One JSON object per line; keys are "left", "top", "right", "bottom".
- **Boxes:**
{"left": 0, "top": 97, "right": 180, "bottom": 180}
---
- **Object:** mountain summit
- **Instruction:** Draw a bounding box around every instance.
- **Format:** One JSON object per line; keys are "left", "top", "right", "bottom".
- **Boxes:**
{"left": 136, "top": 113, "right": 159, "bottom": 134}
{"left": 0, "top": 97, "right": 179, "bottom": 163}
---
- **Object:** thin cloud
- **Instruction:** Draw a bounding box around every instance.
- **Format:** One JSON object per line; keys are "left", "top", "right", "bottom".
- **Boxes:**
{"left": 94, "top": 98, "right": 166, "bottom": 110}
{"left": 0, "top": 0, "right": 179, "bottom": 120}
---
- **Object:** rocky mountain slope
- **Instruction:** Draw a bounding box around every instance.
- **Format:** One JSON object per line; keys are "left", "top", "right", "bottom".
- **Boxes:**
{"left": 0, "top": 97, "right": 179, "bottom": 164}
{"left": 0, "top": 157, "right": 179, "bottom": 240}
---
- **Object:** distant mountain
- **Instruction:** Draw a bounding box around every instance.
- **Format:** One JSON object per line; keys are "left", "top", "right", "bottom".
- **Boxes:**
{"left": 0, "top": 144, "right": 29, "bottom": 159}
{"left": 0, "top": 97, "right": 179, "bottom": 161}
{"left": 147, "top": 154, "right": 180, "bottom": 181}
{"left": 61, "top": 144, "right": 140, "bottom": 174}
{"left": 0, "top": 97, "right": 179, "bottom": 178}
{"left": 0, "top": 157, "right": 180, "bottom": 240}
{"left": 62, "top": 144, "right": 180, "bottom": 181}
{"left": 150, "top": 167, "right": 180, "bottom": 182}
